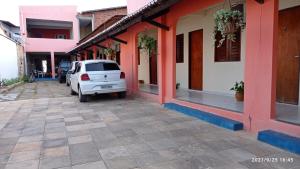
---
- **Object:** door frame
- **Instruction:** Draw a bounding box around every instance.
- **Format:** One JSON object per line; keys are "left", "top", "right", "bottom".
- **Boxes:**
{"left": 276, "top": 6, "right": 300, "bottom": 105}
{"left": 188, "top": 29, "right": 203, "bottom": 90}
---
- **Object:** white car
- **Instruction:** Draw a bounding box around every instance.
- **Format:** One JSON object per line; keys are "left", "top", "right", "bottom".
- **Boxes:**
{"left": 70, "top": 60, "right": 127, "bottom": 102}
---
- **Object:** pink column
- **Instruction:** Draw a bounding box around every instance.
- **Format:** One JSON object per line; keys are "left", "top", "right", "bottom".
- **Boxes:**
{"left": 163, "top": 20, "right": 177, "bottom": 102}
{"left": 84, "top": 51, "right": 88, "bottom": 60}
{"left": 157, "top": 16, "right": 166, "bottom": 104}
{"left": 51, "top": 51, "right": 55, "bottom": 79}
{"left": 93, "top": 46, "right": 97, "bottom": 60}
{"left": 244, "top": 0, "right": 278, "bottom": 132}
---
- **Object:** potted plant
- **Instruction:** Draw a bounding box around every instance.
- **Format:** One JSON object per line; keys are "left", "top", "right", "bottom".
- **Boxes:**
{"left": 138, "top": 34, "right": 156, "bottom": 57}
{"left": 104, "top": 47, "right": 116, "bottom": 60}
{"left": 230, "top": 81, "right": 244, "bottom": 101}
{"left": 213, "top": 8, "right": 245, "bottom": 47}
{"left": 176, "top": 83, "right": 180, "bottom": 90}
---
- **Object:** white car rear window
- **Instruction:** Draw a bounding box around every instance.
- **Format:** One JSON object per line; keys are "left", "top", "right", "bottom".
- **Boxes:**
{"left": 85, "top": 62, "right": 120, "bottom": 71}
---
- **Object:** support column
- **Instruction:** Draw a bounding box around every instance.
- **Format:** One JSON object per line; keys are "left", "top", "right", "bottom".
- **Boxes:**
{"left": 93, "top": 46, "right": 97, "bottom": 60}
{"left": 244, "top": 0, "right": 278, "bottom": 132}
{"left": 51, "top": 51, "right": 55, "bottom": 79}
{"left": 163, "top": 19, "right": 177, "bottom": 102}
{"left": 157, "top": 16, "right": 167, "bottom": 104}
{"left": 84, "top": 51, "right": 88, "bottom": 60}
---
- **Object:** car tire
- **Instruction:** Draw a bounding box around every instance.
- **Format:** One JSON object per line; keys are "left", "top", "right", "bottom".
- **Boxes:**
{"left": 70, "top": 86, "right": 76, "bottom": 95}
{"left": 66, "top": 81, "right": 70, "bottom": 86}
{"left": 78, "top": 86, "right": 88, "bottom": 102}
{"left": 118, "top": 91, "right": 126, "bottom": 99}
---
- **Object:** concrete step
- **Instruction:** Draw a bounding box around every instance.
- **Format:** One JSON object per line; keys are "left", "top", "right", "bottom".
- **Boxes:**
{"left": 164, "top": 103, "right": 243, "bottom": 131}
{"left": 258, "top": 130, "right": 300, "bottom": 155}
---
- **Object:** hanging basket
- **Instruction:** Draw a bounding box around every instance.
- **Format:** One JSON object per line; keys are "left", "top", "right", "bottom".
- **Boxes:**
{"left": 213, "top": 8, "right": 245, "bottom": 47}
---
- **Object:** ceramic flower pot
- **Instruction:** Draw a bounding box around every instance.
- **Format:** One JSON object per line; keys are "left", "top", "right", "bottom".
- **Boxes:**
{"left": 235, "top": 91, "right": 244, "bottom": 102}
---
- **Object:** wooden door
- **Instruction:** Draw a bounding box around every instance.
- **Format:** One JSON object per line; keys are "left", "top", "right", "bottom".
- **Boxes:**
{"left": 189, "top": 29, "right": 203, "bottom": 90}
{"left": 277, "top": 6, "right": 300, "bottom": 104}
{"left": 149, "top": 42, "right": 158, "bottom": 85}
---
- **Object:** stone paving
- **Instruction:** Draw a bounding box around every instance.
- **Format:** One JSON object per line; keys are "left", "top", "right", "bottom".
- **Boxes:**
{"left": 0, "top": 81, "right": 70, "bottom": 102}
{"left": 0, "top": 82, "right": 299, "bottom": 169}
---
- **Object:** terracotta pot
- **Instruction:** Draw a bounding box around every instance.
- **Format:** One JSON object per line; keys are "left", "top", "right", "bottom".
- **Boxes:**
{"left": 235, "top": 92, "right": 244, "bottom": 102}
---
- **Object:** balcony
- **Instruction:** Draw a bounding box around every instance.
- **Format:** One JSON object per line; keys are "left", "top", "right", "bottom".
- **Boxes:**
{"left": 24, "top": 19, "right": 76, "bottom": 52}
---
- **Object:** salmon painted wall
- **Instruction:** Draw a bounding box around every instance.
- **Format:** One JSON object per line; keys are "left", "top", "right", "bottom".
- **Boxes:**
{"left": 19, "top": 6, "right": 79, "bottom": 52}
{"left": 27, "top": 28, "right": 71, "bottom": 39}
{"left": 103, "top": 0, "right": 300, "bottom": 137}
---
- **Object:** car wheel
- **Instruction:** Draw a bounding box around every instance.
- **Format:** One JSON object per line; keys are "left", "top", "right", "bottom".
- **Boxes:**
{"left": 66, "top": 81, "right": 70, "bottom": 86}
{"left": 70, "top": 85, "right": 76, "bottom": 95}
{"left": 78, "top": 86, "right": 88, "bottom": 102}
{"left": 118, "top": 91, "right": 126, "bottom": 99}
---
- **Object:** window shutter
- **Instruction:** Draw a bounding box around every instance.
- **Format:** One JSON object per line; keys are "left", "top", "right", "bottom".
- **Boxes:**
{"left": 214, "top": 31, "right": 228, "bottom": 62}
{"left": 229, "top": 30, "right": 241, "bottom": 61}
{"left": 176, "top": 34, "right": 184, "bottom": 63}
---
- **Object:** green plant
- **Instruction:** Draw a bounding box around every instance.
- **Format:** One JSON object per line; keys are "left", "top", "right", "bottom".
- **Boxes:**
{"left": 138, "top": 34, "right": 156, "bottom": 56}
{"left": 22, "top": 75, "right": 29, "bottom": 83}
{"left": 230, "top": 81, "right": 244, "bottom": 93}
{"left": 2, "top": 78, "right": 21, "bottom": 86}
{"left": 213, "top": 9, "right": 245, "bottom": 47}
{"left": 104, "top": 48, "right": 116, "bottom": 58}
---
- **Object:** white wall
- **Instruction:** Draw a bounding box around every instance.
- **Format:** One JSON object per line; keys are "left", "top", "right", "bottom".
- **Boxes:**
{"left": 176, "top": 3, "right": 245, "bottom": 94}
{"left": 138, "top": 49, "right": 150, "bottom": 84}
{"left": 279, "top": 0, "right": 300, "bottom": 10}
{"left": 0, "top": 35, "right": 19, "bottom": 80}
{"left": 138, "top": 29, "right": 157, "bottom": 84}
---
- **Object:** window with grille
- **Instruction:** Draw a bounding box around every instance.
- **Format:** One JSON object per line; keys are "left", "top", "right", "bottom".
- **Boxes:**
{"left": 176, "top": 34, "right": 184, "bottom": 63}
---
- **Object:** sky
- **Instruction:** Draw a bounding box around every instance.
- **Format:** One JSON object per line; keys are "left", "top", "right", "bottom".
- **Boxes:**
{"left": 0, "top": 0, "right": 127, "bottom": 26}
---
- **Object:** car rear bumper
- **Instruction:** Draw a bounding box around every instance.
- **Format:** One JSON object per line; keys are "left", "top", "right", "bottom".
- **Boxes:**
{"left": 80, "top": 80, "right": 126, "bottom": 95}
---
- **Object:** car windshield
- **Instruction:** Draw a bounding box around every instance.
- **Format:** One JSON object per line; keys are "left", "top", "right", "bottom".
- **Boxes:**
{"left": 85, "top": 62, "right": 120, "bottom": 71}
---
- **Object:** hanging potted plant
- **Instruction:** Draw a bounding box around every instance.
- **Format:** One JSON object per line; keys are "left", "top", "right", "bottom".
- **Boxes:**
{"left": 138, "top": 34, "right": 156, "bottom": 57}
{"left": 104, "top": 47, "right": 116, "bottom": 60}
{"left": 213, "top": 7, "right": 245, "bottom": 47}
{"left": 230, "top": 81, "right": 244, "bottom": 102}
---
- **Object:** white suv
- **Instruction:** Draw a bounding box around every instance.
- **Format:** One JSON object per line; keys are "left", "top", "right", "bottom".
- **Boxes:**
{"left": 70, "top": 60, "right": 127, "bottom": 102}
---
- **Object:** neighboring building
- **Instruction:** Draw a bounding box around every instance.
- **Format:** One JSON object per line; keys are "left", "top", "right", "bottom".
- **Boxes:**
{"left": 19, "top": 6, "right": 79, "bottom": 79}
{"left": 0, "top": 20, "right": 24, "bottom": 80}
{"left": 78, "top": 6, "right": 127, "bottom": 40}
{"left": 68, "top": 0, "right": 300, "bottom": 152}
{"left": 19, "top": 6, "right": 127, "bottom": 79}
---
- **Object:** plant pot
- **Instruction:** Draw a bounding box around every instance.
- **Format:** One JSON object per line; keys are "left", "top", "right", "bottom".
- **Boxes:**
{"left": 235, "top": 92, "right": 244, "bottom": 102}
{"left": 225, "top": 21, "right": 237, "bottom": 34}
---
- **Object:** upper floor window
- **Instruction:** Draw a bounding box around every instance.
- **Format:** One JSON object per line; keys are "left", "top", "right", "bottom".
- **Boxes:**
{"left": 55, "top": 34, "right": 66, "bottom": 39}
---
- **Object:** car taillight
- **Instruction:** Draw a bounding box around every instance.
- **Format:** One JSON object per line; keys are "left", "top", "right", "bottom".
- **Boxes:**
{"left": 120, "top": 72, "right": 125, "bottom": 79}
{"left": 81, "top": 73, "right": 90, "bottom": 81}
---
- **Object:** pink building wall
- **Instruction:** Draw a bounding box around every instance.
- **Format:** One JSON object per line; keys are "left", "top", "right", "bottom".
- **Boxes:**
{"left": 19, "top": 6, "right": 79, "bottom": 53}
{"left": 116, "top": 0, "right": 300, "bottom": 137}
{"left": 19, "top": 6, "right": 79, "bottom": 78}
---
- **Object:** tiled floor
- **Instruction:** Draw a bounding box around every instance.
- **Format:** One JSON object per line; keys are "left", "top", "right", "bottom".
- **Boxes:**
{"left": 176, "top": 89, "right": 244, "bottom": 113}
{"left": 0, "top": 82, "right": 299, "bottom": 169}
{"left": 0, "top": 81, "right": 70, "bottom": 102}
{"left": 276, "top": 103, "right": 300, "bottom": 126}
{"left": 139, "top": 84, "right": 158, "bottom": 95}
{"left": 176, "top": 88, "right": 300, "bottom": 125}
